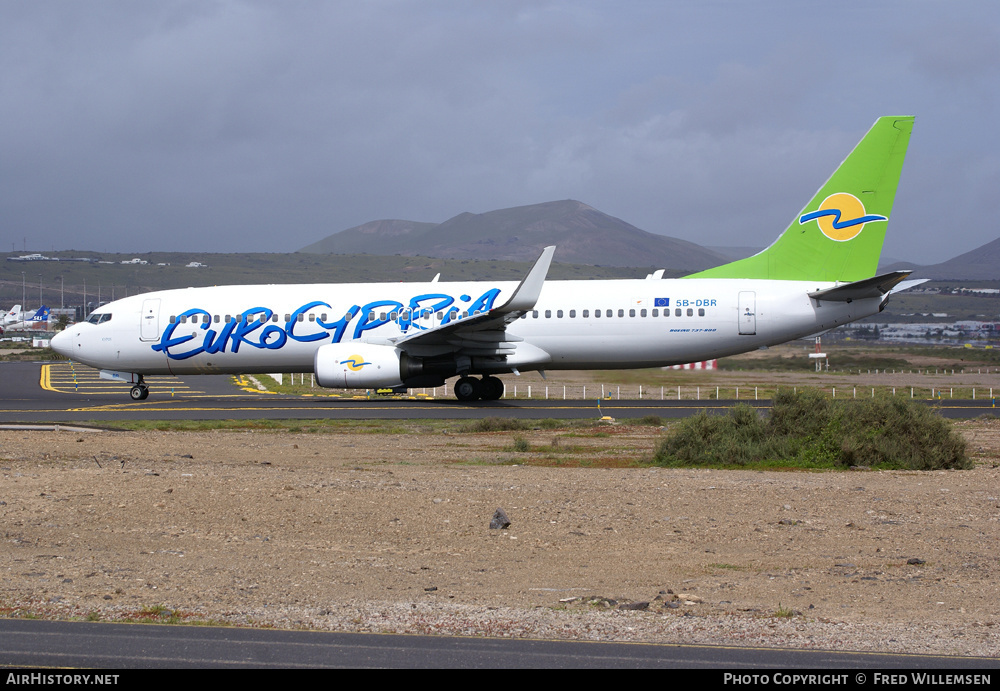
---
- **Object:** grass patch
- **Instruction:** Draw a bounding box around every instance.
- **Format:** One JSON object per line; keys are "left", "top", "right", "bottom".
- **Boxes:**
{"left": 94, "top": 419, "right": 431, "bottom": 434}
{"left": 135, "top": 604, "right": 182, "bottom": 624}
{"left": 652, "top": 388, "right": 970, "bottom": 470}
{"left": 461, "top": 417, "right": 530, "bottom": 433}
{"left": 773, "top": 603, "right": 797, "bottom": 618}
{"left": 628, "top": 415, "right": 665, "bottom": 427}
{"left": 459, "top": 417, "right": 578, "bottom": 433}
{"left": 508, "top": 436, "right": 531, "bottom": 452}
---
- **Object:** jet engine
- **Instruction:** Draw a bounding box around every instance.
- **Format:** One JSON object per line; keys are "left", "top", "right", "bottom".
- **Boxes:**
{"left": 314, "top": 343, "right": 409, "bottom": 389}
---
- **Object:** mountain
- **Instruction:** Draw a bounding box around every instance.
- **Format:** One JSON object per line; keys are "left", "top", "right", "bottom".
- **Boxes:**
{"left": 882, "top": 236, "right": 1000, "bottom": 280}
{"left": 300, "top": 200, "right": 728, "bottom": 271}
{"left": 299, "top": 220, "right": 439, "bottom": 255}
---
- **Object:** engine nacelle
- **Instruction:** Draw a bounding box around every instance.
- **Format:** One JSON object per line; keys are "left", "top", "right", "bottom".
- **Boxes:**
{"left": 314, "top": 343, "right": 406, "bottom": 389}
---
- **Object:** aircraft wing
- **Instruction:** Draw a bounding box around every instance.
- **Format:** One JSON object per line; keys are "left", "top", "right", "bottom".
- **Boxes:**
{"left": 386, "top": 246, "right": 555, "bottom": 358}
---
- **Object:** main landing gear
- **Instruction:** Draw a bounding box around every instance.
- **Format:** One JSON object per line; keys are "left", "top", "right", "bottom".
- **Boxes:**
{"left": 129, "top": 378, "right": 150, "bottom": 401}
{"left": 454, "top": 375, "right": 504, "bottom": 402}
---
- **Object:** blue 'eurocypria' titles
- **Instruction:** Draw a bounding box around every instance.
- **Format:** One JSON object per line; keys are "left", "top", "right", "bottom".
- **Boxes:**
{"left": 151, "top": 289, "right": 502, "bottom": 360}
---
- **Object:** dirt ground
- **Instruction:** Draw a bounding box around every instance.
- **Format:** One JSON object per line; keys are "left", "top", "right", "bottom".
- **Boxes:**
{"left": 2, "top": 418, "right": 999, "bottom": 657}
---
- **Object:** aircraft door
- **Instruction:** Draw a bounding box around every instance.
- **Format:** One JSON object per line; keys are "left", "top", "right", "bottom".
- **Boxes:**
{"left": 140, "top": 298, "right": 161, "bottom": 341}
{"left": 738, "top": 291, "right": 756, "bottom": 335}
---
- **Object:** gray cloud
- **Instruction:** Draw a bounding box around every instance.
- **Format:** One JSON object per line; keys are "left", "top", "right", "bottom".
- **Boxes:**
{"left": 1, "top": 1, "right": 997, "bottom": 265}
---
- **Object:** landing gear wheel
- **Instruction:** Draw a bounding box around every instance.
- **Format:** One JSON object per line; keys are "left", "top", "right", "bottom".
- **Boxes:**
{"left": 130, "top": 385, "right": 149, "bottom": 401}
{"left": 480, "top": 376, "right": 504, "bottom": 401}
{"left": 454, "top": 376, "right": 482, "bottom": 402}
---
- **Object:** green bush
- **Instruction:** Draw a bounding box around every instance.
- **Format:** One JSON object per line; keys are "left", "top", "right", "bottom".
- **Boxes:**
{"left": 461, "top": 417, "right": 528, "bottom": 433}
{"left": 652, "top": 389, "right": 969, "bottom": 470}
{"left": 510, "top": 436, "right": 531, "bottom": 452}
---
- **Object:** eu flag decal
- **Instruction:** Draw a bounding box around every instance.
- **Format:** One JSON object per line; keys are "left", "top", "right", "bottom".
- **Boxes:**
{"left": 654, "top": 298, "right": 669, "bottom": 307}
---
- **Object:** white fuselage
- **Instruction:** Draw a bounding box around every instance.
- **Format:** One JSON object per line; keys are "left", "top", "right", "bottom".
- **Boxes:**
{"left": 51, "top": 277, "right": 880, "bottom": 379}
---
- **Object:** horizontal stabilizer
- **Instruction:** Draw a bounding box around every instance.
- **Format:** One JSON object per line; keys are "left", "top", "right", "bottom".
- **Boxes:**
{"left": 889, "top": 278, "right": 929, "bottom": 294}
{"left": 808, "top": 271, "right": 912, "bottom": 302}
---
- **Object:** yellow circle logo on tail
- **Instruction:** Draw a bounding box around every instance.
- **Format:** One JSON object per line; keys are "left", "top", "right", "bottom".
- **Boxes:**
{"left": 798, "top": 193, "right": 888, "bottom": 242}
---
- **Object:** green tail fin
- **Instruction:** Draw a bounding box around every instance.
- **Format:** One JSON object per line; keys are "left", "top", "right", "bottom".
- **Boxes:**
{"left": 685, "top": 116, "right": 914, "bottom": 282}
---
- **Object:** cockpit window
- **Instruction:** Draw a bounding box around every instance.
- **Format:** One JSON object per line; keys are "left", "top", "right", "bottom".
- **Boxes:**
{"left": 87, "top": 313, "right": 112, "bottom": 325}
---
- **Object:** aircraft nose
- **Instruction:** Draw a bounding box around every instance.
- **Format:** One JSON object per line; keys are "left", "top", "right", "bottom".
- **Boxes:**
{"left": 49, "top": 328, "right": 73, "bottom": 358}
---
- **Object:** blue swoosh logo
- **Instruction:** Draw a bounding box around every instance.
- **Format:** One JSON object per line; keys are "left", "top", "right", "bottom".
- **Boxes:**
{"left": 799, "top": 209, "right": 887, "bottom": 229}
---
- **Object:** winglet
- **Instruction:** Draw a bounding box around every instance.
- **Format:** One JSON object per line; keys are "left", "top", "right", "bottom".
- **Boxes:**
{"left": 496, "top": 245, "right": 555, "bottom": 313}
{"left": 388, "top": 245, "right": 556, "bottom": 348}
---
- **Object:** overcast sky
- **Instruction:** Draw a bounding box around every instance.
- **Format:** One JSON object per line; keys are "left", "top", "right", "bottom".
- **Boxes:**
{"left": 2, "top": 1, "right": 997, "bottom": 265}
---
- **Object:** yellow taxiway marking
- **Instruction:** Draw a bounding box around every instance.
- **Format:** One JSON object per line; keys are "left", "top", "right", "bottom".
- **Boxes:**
{"left": 42, "top": 363, "right": 207, "bottom": 396}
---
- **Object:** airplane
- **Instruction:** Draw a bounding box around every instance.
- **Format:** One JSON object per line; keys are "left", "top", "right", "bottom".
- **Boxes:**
{"left": 51, "top": 116, "right": 916, "bottom": 402}
{"left": 5, "top": 306, "right": 49, "bottom": 331}
{"left": 3, "top": 304, "right": 24, "bottom": 326}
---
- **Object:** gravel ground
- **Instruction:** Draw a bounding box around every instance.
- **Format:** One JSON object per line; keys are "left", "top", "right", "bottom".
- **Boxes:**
{"left": 1, "top": 419, "right": 999, "bottom": 657}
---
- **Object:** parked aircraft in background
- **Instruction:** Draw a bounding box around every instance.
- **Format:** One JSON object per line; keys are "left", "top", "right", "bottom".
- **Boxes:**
{"left": 5, "top": 306, "right": 50, "bottom": 332}
{"left": 51, "top": 117, "right": 916, "bottom": 401}
{"left": 3, "top": 305, "right": 24, "bottom": 326}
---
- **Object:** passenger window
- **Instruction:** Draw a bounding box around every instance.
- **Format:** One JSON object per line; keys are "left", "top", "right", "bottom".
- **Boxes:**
{"left": 532, "top": 310, "right": 539, "bottom": 318}
{"left": 545, "top": 310, "right": 552, "bottom": 318}
{"left": 618, "top": 309, "right": 624, "bottom": 317}
{"left": 606, "top": 310, "right": 612, "bottom": 318}
{"left": 168, "top": 315, "right": 176, "bottom": 324}
{"left": 309, "top": 314, "right": 316, "bottom": 322}
{"left": 675, "top": 308, "right": 682, "bottom": 317}
{"left": 582, "top": 310, "right": 589, "bottom": 318}
{"left": 569, "top": 310, "right": 575, "bottom": 318}
{"left": 652, "top": 309, "right": 658, "bottom": 317}
{"left": 698, "top": 308, "right": 705, "bottom": 316}
{"left": 595, "top": 309, "right": 601, "bottom": 318}
{"left": 641, "top": 309, "right": 647, "bottom": 317}
{"left": 629, "top": 309, "right": 635, "bottom": 317}
{"left": 687, "top": 308, "right": 693, "bottom": 316}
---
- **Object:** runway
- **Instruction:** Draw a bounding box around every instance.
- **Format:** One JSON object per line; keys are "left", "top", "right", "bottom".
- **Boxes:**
{"left": 3, "top": 618, "right": 996, "bottom": 669}
{"left": 1, "top": 361, "right": 995, "bottom": 423}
